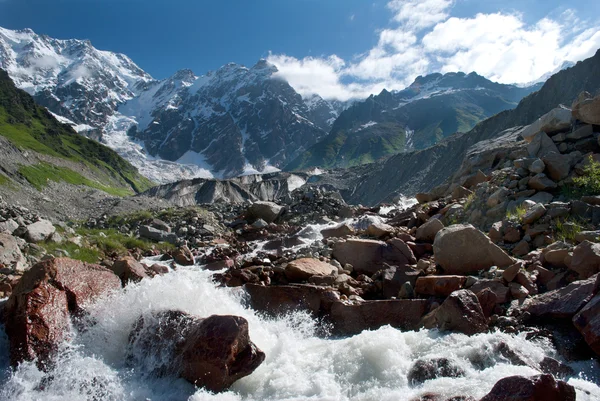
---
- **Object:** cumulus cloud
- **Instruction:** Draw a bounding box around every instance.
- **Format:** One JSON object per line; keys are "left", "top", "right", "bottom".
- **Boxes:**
{"left": 268, "top": 1, "right": 600, "bottom": 101}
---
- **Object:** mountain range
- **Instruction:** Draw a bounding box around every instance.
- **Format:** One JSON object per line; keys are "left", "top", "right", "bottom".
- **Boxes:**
{"left": 0, "top": 26, "right": 549, "bottom": 183}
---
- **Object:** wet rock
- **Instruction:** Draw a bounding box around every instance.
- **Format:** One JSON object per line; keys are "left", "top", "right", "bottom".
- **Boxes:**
{"left": 3, "top": 258, "right": 121, "bottom": 367}
{"left": 433, "top": 224, "right": 514, "bottom": 274}
{"left": 321, "top": 223, "right": 354, "bottom": 238}
{"left": 416, "top": 218, "right": 444, "bottom": 242}
{"left": 523, "top": 274, "right": 597, "bottom": 319}
{"left": 244, "top": 283, "right": 331, "bottom": 317}
{"left": 539, "top": 357, "right": 575, "bottom": 378}
{"left": 572, "top": 92, "right": 600, "bottom": 125}
{"left": 333, "top": 239, "right": 409, "bottom": 275}
{"left": 329, "top": 299, "right": 429, "bottom": 335}
{"left": 246, "top": 201, "right": 283, "bottom": 223}
{"left": 112, "top": 256, "right": 149, "bottom": 285}
{"left": 204, "top": 258, "right": 234, "bottom": 271}
{"left": 421, "top": 289, "right": 488, "bottom": 335}
{"left": 570, "top": 241, "right": 600, "bottom": 279}
{"left": 480, "top": 374, "right": 575, "bottom": 401}
{"left": 128, "top": 311, "right": 265, "bottom": 392}
{"left": 573, "top": 294, "right": 600, "bottom": 356}
{"left": 415, "top": 275, "right": 466, "bottom": 297}
{"left": 285, "top": 258, "right": 337, "bottom": 282}
{"left": 0, "top": 233, "right": 27, "bottom": 272}
{"left": 25, "top": 219, "right": 55, "bottom": 243}
{"left": 173, "top": 246, "right": 195, "bottom": 266}
{"left": 407, "top": 358, "right": 465, "bottom": 385}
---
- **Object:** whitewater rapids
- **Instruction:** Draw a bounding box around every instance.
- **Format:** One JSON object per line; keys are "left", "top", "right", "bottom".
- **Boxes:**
{"left": 1, "top": 261, "right": 599, "bottom": 401}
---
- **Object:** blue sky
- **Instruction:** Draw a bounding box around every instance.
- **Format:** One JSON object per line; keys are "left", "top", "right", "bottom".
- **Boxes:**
{"left": 1, "top": 0, "right": 599, "bottom": 100}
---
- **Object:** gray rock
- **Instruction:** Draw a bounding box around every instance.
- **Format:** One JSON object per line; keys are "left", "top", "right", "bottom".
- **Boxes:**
{"left": 529, "top": 159, "right": 546, "bottom": 174}
{"left": 572, "top": 93, "right": 600, "bottom": 125}
{"left": 528, "top": 174, "right": 557, "bottom": 191}
{"left": 527, "top": 132, "right": 560, "bottom": 158}
{"left": 522, "top": 203, "right": 546, "bottom": 224}
{"left": 25, "top": 219, "right": 56, "bottom": 243}
{"left": 566, "top": 124, "right": 594, "bottom": 140}
{"left": 247, "top": 201, "right": 283, "bottom": 223}
{"left": 0, "top": 233, "right": 27, "bottom": 272}
{"left": 139, "top": 225, "right": 178, "bottom": 244}
{"left": 0, "top": 219, "right": 18, "bottom": 235}
{"left": 541, "top": 152, "right": 571, "bottom": 181}
{"left": 521, "top": 107, "right": 572, "bottom": 141}
{"left": 251, "top": 219, "right": 268, "bottom": 229}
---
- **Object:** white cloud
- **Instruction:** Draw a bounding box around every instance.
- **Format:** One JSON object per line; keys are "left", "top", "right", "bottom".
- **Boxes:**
{"left": 268, "top": 2, "right": 600, "bottom": 100}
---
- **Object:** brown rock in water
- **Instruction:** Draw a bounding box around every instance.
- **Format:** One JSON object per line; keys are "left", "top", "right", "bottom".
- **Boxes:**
{"left": 421, "top": 289, "right": 488, "bottom": 335}
{"left": 415, "top": 275, "right": 466, "bottom": 297}
{"left": 3, "top": 258, "right": 121, "bottom": 367}
{"left": 523, "top": 274, "right": 597, "bottom": 319}
{"left": 172, "top": 246, "right": 195, "bottom": 266}
{"left": 570, "top": 241, "right": 600, "bottom": 279}
{"left": 333, "top": 239, "right": 409, "bottom": 275}
{"left": 573, "top": 294, "right": 600, "bottom": 357}
{"left": 285, "top": 258, "right": 337, "bottom": 282}
{"left": 128, "top": 311, "right": 265, "bottom": 392}
{"left": 480, "top": 374, "right": 575, "bottom": 401}
{"left": 433, "top": 224, "right": 514, "bottom": 274}
{"left": 112, "top": 256, "right": 149, "bottom": 285}
{"left": 244, "top": 283, "right": 332, "bottom": 317}
{"left": 328, "top": 299, "right": 429, "bottom": 335}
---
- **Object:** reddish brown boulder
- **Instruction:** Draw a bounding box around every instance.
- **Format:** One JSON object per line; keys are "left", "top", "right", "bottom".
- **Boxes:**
{"left": 173, "top": 246, "right": 195, "bottom": 266}
{"left": 333, "top": 239, "right": 409, "bottom": 275}
{"left": 476, "top": 288, "right": 498, "bottom": 318}
{"left": 329, "top": 299, "right": 429, "bottom": 335}
{"left": 244, "top": 283, "right": 333, "bottom": 317}
{"left": 321, "top": 223, "right": 354, "bottom": 238}
{"left": 382, "top": 264, "right": 421, "bottom": 298}
{"left": 128, "top": 311, "right": 265, "bottom": 392}
{"left": 422, "top": 290, "right": 488, "bottom": 335}
{"left": 573, "top": 294, "right": 600, "bottom": 356}
{"left": 3, "top": 258, "right": 121, "bottom": 367}
{"left": 112, "top": 256, "right": 149, "bottom": 285}
{"left": 285, "top": 258, "right": 337, "bottom": 282}
{"left": 468, "top": 279, "right": 510, "bottom": 303}
{"left": 205, "top": 258, "right": 234, "bottom": 271}
{"left": 415, "top": 276, "right": 466, "bottom": 297}
{"left": 570, "top": 241, "right": 600, "bottom": 279}
{"left": 480, "top": 374, "right": 575, "bottom": 401}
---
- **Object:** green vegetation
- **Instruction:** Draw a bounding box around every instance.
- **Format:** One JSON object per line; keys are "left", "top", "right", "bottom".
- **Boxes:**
{"left": 464, "top": 193, "right": 476, "bottom": 211}
{"left": 19, "top": 163, "right": 133, "bottom": 196}
{"left": 573, "top": 156, "right": 600, "bottom": 196}
{"left": 506, "top": 204, "right": 527, "bottom": 222}
{"left": 41, "top": 241, "right": 102, "bottom": 264}
{"left": 554, "top": 218, "right": 584, "bottom": 243}
{"left": 0, "top": 172, "right": 9, "bottom": 186}
{"left": 0, "top": 69, "right": 154, "bottom": 195}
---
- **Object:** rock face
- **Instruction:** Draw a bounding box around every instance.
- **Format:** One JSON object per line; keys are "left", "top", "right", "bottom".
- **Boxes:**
{"left": 0, "top": 233, "right": 26, "bottom": 272}
{"left": 333, "top": 239, "right": 409, "bottom": 275}
{"left": 3, "top": 258, "right": 121, "bottom": 366}
{"left": 25, "top": 219, "right": 55, "bottom": 243}
{"left": 285, "top": 258, "right": 337, "bottom": 282}
{"left": 433, "top": 224, "right": 514, "bottom": 274}
{"left": 480, "top": 374, "right": 576, "bottom": 401}
{"left": 422, "top": 290, "right": 488, "bottom": 335}
{"left": 128, "top": 311, "right": 265, "bottom": 392}
{"left": 246, "top": 201, "right": 283, "bottom": 223}
{"left": 573, "top": 295, "right": 600, "bottom": 356}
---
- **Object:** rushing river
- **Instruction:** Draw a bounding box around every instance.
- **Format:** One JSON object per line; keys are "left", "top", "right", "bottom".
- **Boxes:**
{"left": 1, "top": 202, "right": 599, "bottom": 400}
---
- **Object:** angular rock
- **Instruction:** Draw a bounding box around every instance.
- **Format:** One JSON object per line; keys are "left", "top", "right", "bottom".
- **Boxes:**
{"left": 572, "top": 92, "right": 600, "bottom": 125}
{"left": 0, "top": 233, "right": 26, "bottom": 272}
{"left": 244, "top": 283, "right": 330, "bottom": 317}
{"left": 321, "top": 223, "right": 354, "bottom": 238}
{"left": 416, "top": 218, "right": 444, "bottom": 242}
{"left": 333, "top": 239, "right": 409, "bottom": 275}
{"left": 407, "top": 358, "right": 465, "bottom": 385}
{"left": 523, "top": 274, "right": 597, "bottom": 319}
{"left": 388, "top": 238, "right": 417, "bottom": 264}
{"left": 433, "top": 224, "right": 514, "bottom": 274}
{"left": 382, "top": 264, "right": 421, "bottom": 298}
{"left": 521, "top": 107, "right": 572, "bottom": 141}
{"left": 0, "top": 219, "right": 18, "bottom": 235}
{"left": 285, "top": 258, "right": 337, "bottom": 282}
{"left": 112, "top": 256, "right": 149, "bottom": 285}
{"left": 246, "top": 201, "right": 283, "bottom": 223}
{"left": 528, "top": 174, "right": 557, "bottom": 191}
{"left": 541, "top": 152, "right": 571, "bottom": 181}
{"left": 527, "top": 132, "right": 560, "bottom": 158}
{"left": 366, "top": 222, "right": 394, "bottom": 238}
{"left": 422, "top": 289, "right": 487, "bottom": 335}
{"left": 529, "top": 159, "right": 545, "bottom": 174}
{"left": 329, "top": 299, "right": 429, "bottom": 335}
{"left": 3, "top": 258, "right": 121, "bottom": 366}
{"left": 139, "top": 225, "right": 178, "bottom": 244}
{"left": 573, "top": 294, "right": 600, "bottom": 356}
{"left": 575, "top": 230, "right": 600, "bottom": 243}
{"left": 480, "top": 374, "right": 575, "bottom": 401}
{"left": 476, "top": 288, "right": 497, "bottom": 317}
{"left": 570, "top": 241, "right": 600, "bottom": 279}
{"left": 150, "top": 219, "right": 171, "bottom": 232}
{"left": 128, "top": 311, "right": 265, "bottom": 392}
{"left": 25, "top": 219, "right": 55, "bottom": 243}
{"left": 567, "top": 124, "right": 594, "bottom": 140}
{"left": 173, "top": 246, "right": 195, "bottom": 266}
{"left": 414, "top": 276, "right": 466, "bottom": 297}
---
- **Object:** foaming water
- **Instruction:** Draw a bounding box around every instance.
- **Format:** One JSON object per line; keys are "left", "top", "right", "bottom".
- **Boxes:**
{"left": 1, "top": 263, "right": 599, "bottom": 401}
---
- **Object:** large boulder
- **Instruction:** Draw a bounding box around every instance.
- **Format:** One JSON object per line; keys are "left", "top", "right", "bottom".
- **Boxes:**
{"left": 433, "top": 225, "right": 514, "bottom": 274}
{"left": 526, "top": 132, "right": 560, "bottom": 158}
{"left": 139, "top": 225, "right": 178, "bottom": 244}
{"left": 572, "top": 92, "right": 600, "bottom": 125}
{"left": 570, "top": 241, "right": 600, "bottom": 279}
{"left": 321, "top": 223, "right": 354, "bottom": 238}
{"left": 480, "top": 374, "right": 575, "bottom": 401}
{"left": 523, "top": 274, "right": 597, "bottom": 319}
{"left": 366, "top": 222, "right": 394, "bottom": 238}
{"left": 415, "top": 218, "right": 444, "bottom": 242}
{"left": 541, "top": 152, "right": 571, "bottom": 181}
{"left": 521, "top": 107, "right": 572, "bottom": 142}
{"left": 285, "top": 258, "right": 337, "bottom": 282}
{"left": 382, "top": 264, "right": 421, "bottom": 298}
{"left": 573, "top": 294, "right": 600, "bottom": 356}
{"left": 328, "top": 299, "right": 429, "bottom": 335}
{"left": 0, "top": 233, "right": 27, "bottom": 272}
{"left": 421, "top": 289, "right": 488, "bottom": 335}
{"left": 3, "top": 258, "right": 121, "bottom": 367}
{"left": 415, "top": 276, "right": 466, "bottom": 297}
{"left": 246, "top": 201, "right": 283, "bottom": 223}
{"left": 333, "top": 239, "right": 409, "bottom": 275}
{"left": 111, "top": 256, "right": 149, "bottom": 285}
{"left": 172, "top": 245, "right": 195, "bottom": 266}
{"left": 128, "top": 311, "right": 265, "bottom": 392}
{"left": 25, "top": 219, "right": 55, "bottom": 243}
{"left": 243, "top": 283, "right": 332, "bottom": 317}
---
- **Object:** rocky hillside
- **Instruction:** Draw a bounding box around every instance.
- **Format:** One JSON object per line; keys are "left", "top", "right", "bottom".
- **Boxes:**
{"left": 0, "top": 68, "right": 156, "bottom": 219}
{"left": 287, "top": 72, "right": 542, "bottom": 170}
